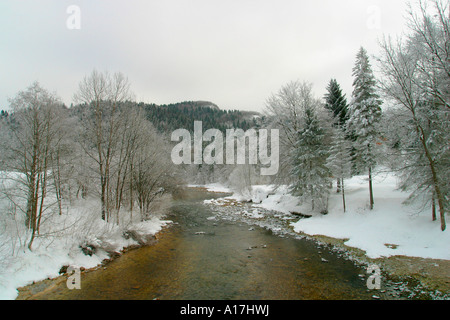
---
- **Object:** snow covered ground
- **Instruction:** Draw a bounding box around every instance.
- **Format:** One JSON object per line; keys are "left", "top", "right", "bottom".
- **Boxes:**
{"left": 291, "top": 173, "right": 449, "bottom": 260}
{"left": 187, "top": 183, "right": 234, "bottom": 193}
{"left": 0, "top": 172, "right": 171, "bottom": 300}
{"left": 207, "top": 172, "right": 449, "bottom": 261}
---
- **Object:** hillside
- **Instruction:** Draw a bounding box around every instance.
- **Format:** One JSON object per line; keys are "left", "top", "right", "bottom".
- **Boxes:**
{"left": 2, "top": 100, "right": 263, "bottom": 135}
{"left": 138, "top": 101, "right": 263, "bottom": 133}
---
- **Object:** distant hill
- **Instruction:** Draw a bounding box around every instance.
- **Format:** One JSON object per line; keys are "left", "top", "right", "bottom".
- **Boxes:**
{"left": 138, "top": 100, "right": 263, "bottom": 133}
{"left": 62, "top": 100, "right": 263, "bottom": 135}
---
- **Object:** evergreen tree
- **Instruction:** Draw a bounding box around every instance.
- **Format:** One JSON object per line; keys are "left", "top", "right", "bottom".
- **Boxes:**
{"left": 324, "top": 79, "right": 350, "bottom": 192}
{"left": 347, "top": 47, "right": 382, "bottom": 210}
{"left": 324, "top": 79, "right": 349, "bottom": 127}
{"left": 290, "top": 106, "right": 331, "bottom": 213}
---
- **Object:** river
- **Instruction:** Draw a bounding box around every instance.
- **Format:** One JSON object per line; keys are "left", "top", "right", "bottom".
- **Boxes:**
{"left": 27, "top": 188, "right": 388, "bottom": 300}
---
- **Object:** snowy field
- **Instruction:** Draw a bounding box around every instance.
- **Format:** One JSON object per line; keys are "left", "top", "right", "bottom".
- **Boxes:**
{"left": 201, "top": 172, "right": 449, "bottom": 261}
{"left": 0, "top": 172, "right": 171, "bottom": 300}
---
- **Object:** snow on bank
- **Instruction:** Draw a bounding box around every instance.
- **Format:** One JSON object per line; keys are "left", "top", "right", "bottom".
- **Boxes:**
{"left": 0, "top": 209, "right": 171, "bottom": 300}
{"left": 291, "top": 174, "right": 450, "bottom": 260}
{"left": 187, "top": 183, "right": 233, "bottom": 193}
{"left": 0, "top": 175, "right": 171, "bottom": 300}
{"left": 203, "top": 173, "right": 449, "bottom": 261}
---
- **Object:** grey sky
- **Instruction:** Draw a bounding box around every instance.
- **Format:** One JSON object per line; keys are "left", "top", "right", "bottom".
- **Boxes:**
{"left": 0, "top": 0, "right": 410, "bottom": 112}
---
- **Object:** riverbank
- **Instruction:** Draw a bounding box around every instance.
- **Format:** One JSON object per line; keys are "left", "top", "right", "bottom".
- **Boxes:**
{"left": 301, "top": 233, "right": 450, "bottom": 299}
{"left": 15, "top": 225, "right": 175, "bottom": 300}
{"left": 14, "top": 188, "right": 227, "bottom": 300}
{"left": 12, "top": 184, "right": 449, "bottom": 300}
{"left": 16, "top": 187, "right": 385, "bottom": 300}
{"left": 1, "top": 194, "right": 173, "bottom": 300}
{"left": 197, "top": 176, "right": 450, "bottom": 299}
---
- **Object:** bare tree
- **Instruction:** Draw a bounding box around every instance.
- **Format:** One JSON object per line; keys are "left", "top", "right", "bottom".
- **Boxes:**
{"left": 131, "top": 121, "right": 176, "bottom": 221}
{"left": 74, "top": 70, "right": 133, "bottom": 221}
{"left": 378, "top": 0, "right": 449, "bottom": 230}
{"left": 110, "top": 105, "right": 148, "bottom": 224}
{"left": 406, "top": 0, "right": 450, "bottom": 110}
{"left": 6, "top": 82, "right": 66, "bottom": 249}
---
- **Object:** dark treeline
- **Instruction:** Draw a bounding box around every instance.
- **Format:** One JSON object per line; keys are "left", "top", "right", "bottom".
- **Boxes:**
{"left": 138, "top": 100, "right": 261, "bottom": 133}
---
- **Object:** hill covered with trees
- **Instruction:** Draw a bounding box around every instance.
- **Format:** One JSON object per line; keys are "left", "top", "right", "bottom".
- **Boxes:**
{"left": 138, "top": 100, "right": 262, "bottom": 133}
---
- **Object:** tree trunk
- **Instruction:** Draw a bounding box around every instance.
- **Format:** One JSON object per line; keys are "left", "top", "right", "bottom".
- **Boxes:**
{"left": 416, "top": 124, "right": 446, "bottom": 231}
{"left": 431, "top": 192, "right": 436, "bottom": 221}
{"left": 101, "top": 175, "right": 106, "bottom": 221}
{"left": 130, "top": 162, "right": 134, "bottom": 213}
{"left": 368, "top": 166, "right": 374, "bottom": 210}
{"left": 54, "top": 149, "right": 63, "bottom": 215}
{"left": 342, "top": 178, "right": 346, "bottom": 213}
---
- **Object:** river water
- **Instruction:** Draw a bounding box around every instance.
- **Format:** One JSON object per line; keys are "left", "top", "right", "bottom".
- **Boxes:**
{"left": 35, "top": 188, "right": 387, "bottom": 300}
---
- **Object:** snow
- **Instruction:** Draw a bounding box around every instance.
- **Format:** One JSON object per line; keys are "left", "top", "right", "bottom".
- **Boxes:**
{"left": 252, "top": 185, "right": 305, "bottom": 214}
{"left": 291, "top": 173, "right": 450, "bottom": 260}
{"left": 206, "top": 172, "right": 449, "bottom": 261}
{"left": 2, "top": 170, "right": 448, "bottom": 300}
{"left": 187, "top": 183, "right": 233, "bottom": 193}
{"left": 240, "top": 209, "right": 265, "bottom": 219}
{"left": 0, "top": 172, "right": 171, "bottom": 300}
{"left": 224, "top": 184, "right": 306, "bottom": 215}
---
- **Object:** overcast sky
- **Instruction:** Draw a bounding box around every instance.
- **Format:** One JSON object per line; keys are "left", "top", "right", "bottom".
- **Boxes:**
{"left": 0, "top": 0, "right": 412, "bottom": 112}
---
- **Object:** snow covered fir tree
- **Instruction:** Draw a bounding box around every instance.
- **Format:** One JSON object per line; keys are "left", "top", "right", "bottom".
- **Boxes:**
{"left": 289, "top": 104, "right": 331, "bottom": 214}
{"left": 347, "top": 47, "right": 383, "bottom": 210}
